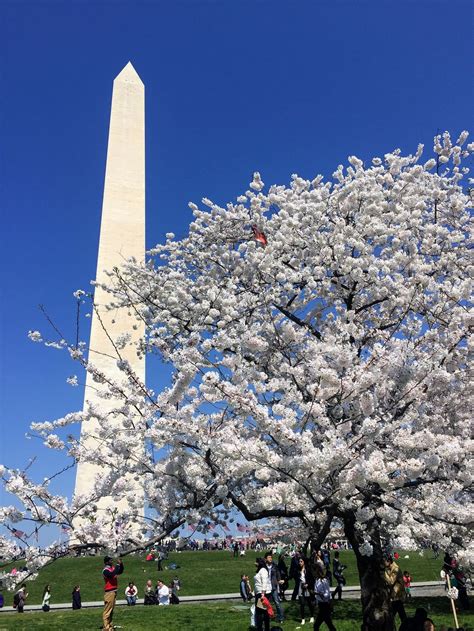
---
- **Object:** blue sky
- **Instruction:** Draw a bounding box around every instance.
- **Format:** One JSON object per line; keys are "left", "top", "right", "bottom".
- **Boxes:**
{"left": 1, "top": 0, "right": 472, "bottom": 514}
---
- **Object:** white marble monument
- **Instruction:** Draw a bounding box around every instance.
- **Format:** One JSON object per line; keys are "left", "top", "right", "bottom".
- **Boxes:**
{"left": 74, "top": 62, "right": 145, "bottom": 529}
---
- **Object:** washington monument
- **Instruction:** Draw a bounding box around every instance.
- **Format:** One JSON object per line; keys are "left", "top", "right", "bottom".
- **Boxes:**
{"left": 74, "top": 62, "right": 145, "bottom": 527}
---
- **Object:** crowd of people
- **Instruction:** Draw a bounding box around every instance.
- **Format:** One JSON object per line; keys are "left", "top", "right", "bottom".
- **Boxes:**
{"left": 238, "top": 548, "right": 470, "bottom": 631}
{"left": 3, "top": 543, "right": 471, "bottom": 631}
{"left": 244, "top": 550, "right": 341, "bottom": 630}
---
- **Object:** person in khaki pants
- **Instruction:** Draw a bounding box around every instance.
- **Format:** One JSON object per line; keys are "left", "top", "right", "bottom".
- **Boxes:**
{"left": 102, "top": 555, "right": 124, "bottom": 631}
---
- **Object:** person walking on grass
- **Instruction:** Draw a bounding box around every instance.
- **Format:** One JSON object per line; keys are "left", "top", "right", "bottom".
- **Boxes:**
{"left": 264, "top": 551, "right": 285, "bottom": 623}
{"left": 41, "top": 584, "right": 51, "bottom": 612}
{"left": 290, "top": 550, "right": 302, "bottom": 601}
{"left": 72, "top": 585, "right": 82, "bottom": 610}
{"left": 384, "top": 555, "right": 407, "bottom": 624}
{"left": 277, "top": 553, "right": 289, "bottom": 601}
{"left": 297, "top": 556, "right": 315, "bottom": 625}
{"left": 156, "top": 549, "right": 165, "bottom": 572}
{"left": 254, "top": 557, "right": 271, "bottom": 631}
{"left": 240, "top": 574, "right": 253, "bottom": 602}
{"left": 13, "top": 584, "right": 28, "bottom": 613}
{"left": 332, "top": 552, "right": 346, "bottom": 600}
{"left": 313, "top": 566, "right": 337, "bottom": 631}
{"left": 403, "top": 570, "right": 412, "bottom": 599}
{"left": 102, "top": 555, "right": 124, "bottom": 631}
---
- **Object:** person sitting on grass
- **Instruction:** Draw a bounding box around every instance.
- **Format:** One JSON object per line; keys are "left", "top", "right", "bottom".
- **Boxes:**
{"left": 156, "top": 579, "right": 170, "bottom": 605}
{"left": 125, "top": 581, "right": 138, "bottom": 606}
{"left": 144, "top": 579, "right": 156, "bottom": 605}
{"left": 169, "top": 580, "right": 180, "bottom": 604}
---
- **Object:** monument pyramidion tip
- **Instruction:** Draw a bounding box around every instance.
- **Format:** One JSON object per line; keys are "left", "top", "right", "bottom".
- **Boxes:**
{"left": 115, "top": 61, "right": 143, "bottom": 85}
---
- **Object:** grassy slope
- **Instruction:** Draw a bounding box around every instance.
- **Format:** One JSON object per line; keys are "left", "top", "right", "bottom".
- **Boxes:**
{"left": 0, "top": 599, "right": 473, "bottom": 631}
{"left": 2, "top": 550, "right": 444, "bottom": 606}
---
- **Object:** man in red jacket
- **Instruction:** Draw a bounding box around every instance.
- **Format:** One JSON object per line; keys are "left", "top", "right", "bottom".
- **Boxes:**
{"left": 102, "top": 555, "right": 124, "bottom": 631}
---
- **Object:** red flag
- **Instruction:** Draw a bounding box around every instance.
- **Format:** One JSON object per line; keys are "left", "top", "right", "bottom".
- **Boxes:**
{"left": 237, "top": 523, "right": 246, "bottom": 532}
{"left": 12, "top": 529, "right": 25, "bottom": 539}
{"left": 251, "top": 225, "right": 267, "bottom": 247}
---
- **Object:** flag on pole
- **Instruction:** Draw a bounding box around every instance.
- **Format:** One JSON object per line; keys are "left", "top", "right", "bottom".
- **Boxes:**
{"left": 237, "top": 523, "right": 246, "bottom": 533}
{"left": 12, "top": 529, "right": 25, "bottom": 539}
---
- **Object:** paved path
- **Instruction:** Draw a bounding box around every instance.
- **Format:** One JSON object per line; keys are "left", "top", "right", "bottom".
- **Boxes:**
{"left": 0, "top": 582, "right": 445, "bottom": 614}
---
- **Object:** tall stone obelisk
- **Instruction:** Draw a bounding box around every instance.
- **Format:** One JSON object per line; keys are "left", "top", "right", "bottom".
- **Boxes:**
{"left": 74, "top": 62, "right": 145, "bottom": 527}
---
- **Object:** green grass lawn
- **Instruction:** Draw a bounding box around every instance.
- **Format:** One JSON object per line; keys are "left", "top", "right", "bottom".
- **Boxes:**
{"left": 0, "top": 598, "right": 472, "bottom": 631}
{"left": 0, "top": 549, "right": 445, "bottom": 606}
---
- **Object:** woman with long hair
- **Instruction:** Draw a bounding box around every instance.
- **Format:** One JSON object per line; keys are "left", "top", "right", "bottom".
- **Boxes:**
{"left": 297, "top": 557, "right": 315, "bottom": 625}
{"left": 41, "top": 584, "right": 51, "bottom": 612}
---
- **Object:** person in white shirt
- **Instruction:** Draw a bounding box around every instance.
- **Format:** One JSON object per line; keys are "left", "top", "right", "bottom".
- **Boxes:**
{"left": 156, "top": 579, "right": 170, "bottom": 605}
{"left": 254, "top": 558, "right": 271, "bottom": 631}
{"left": 125, "top": 582, "right": 138, "bottom": 606}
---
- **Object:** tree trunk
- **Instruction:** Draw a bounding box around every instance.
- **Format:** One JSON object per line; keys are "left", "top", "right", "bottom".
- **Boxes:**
{"left": 344, "top": 513, "right": 394, "bottom": 631}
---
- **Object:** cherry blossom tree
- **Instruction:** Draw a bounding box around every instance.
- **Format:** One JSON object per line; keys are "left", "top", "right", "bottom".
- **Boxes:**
{"left": 1, "top": 131, "right": 473, "bottom": 630}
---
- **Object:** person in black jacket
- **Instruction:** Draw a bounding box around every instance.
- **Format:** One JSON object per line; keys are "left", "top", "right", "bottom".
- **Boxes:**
{"left": 289, "top": 550, "right": 302, "bottom": 601}
{"left": 72, "top": 585, "right": 82, "bottom": 610}
{"left": 277, "top": 553, "right": 289, "bottom": 600}
{"left": 296, "top": 557, "right": 315, "bottom": 625}
{"left": 332, "top": 552, "right": 346, "bottom": 600}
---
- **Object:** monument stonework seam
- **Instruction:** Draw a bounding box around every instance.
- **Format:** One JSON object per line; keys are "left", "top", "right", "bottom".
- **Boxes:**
{"left": 73, "top": 62, "right": 145, "bottom": 527}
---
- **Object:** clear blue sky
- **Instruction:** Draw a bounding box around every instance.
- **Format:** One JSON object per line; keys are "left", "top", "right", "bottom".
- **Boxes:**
{"left": 1, "top": 0, "right": 472, "bottom": 507}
